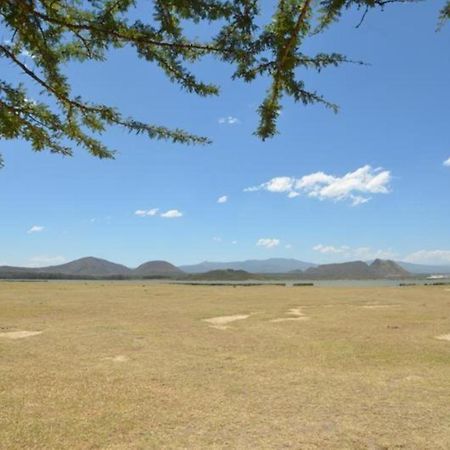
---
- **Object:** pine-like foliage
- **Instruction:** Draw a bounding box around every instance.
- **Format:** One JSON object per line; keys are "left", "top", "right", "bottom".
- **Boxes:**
{"left": 0, "top": 0, "right": 447, "bottom": 166}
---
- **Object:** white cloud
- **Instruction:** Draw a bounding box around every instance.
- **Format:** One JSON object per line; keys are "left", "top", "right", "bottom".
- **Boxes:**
{"left": 404, "top": 250, "right": 450, "bottom": 265}
{"left": 313, "top": 244, "right": 347, "bottom": 254}
{"left": 160, "top": 209, "right": 183, "bottom": 219}
{"left": 313, "top": 244, "right": 396, "bottom": 260}
{"left": 218, "top": 116, "right": 240, "bottom": 125}
{"left": 285, "top": 244, "right": 292, "bottom": 249}
{"left": 295, "top": 172, "right": 335, "bottom": 190}
{"left": 135, "top": 208, "right": 159, "bottom": 217}
{"left": 213, "top": 236, "right": 222, "bottom": 242}
{"left": 312, "top": 244, "right": 450, "bottom": 264}
{"left": 265, "top": 176, "right": 295, "bottom": 193}
{"left": 444, "top": 157, "right": 450, "bottom": 167}
{"left": 245, "top": 176, "right": 295, "bottom": 193}
{"left": 27, "top": 225, "right": 44, "bottom": 234}
{"left": 232, "top": 240, "right": 238, "bottom": 245}
{"left": 135, "top": 208, "right": 182, "bottom": 218}
{"left": 217, "top": 195, "right": 228, "bottom": 204}
{"left": 27, "top": 256, "right": 67, "bottom": 267}
{"left": 257, "top": 238, "right": 280, "bottom": 249}
{"left": 245, "top": 165, "right": 391, "bottom": 206}
{"left": 350, "top": 196, "right": 370, "bottom": 206}
{"left": 351, "top": 247, "right": 397, "bottom": 260}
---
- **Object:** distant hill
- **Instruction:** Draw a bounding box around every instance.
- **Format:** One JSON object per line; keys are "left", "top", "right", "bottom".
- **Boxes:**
{"left": 179, "top": 258, "right": 315, "bottom": 274}
{"left": 396, "top": 261, "right": 450, "bottom": 275}
{"left": 132, "top": 261, "right": 183, "bottom": 277}
{"left": 0, "top": 257, "right": 131, "bottom": 278}
{"left": 304, "top": 261, "right": 372, "bottom": 279}
{"left": 303, "top": 260, "right": 411, "bottom": 280}
{"left": 0, "top": 257, "right": 419, "bottom": 280}
{"left": 370, "top": 259, "right": 410, "bottom": 278}
{"left": 39, "top": 257, "right": 131, "bottom": 277}
{"left": 183, "top": 259, "right": 411, "bottom": 280}
{"left": 0, "top": 257, "right": 183, "bottom": 279}
{"left": 188, "top": 269, "right": 255, "bottom": 281}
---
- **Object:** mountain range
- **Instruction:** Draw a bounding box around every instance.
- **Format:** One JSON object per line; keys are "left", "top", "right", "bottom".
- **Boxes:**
{"left": 393, "top": 261, "right": 450, "bottom": 275}
{"left": 0, "top": 257, "right": 182, "bottom": 278}
{"left": 180, "top": 258, "right": 315, "bottom": 274}
{"left": 0, "top": 256, "right": 449, "bottom": 280}
{"left": 181, "top": 258, "right": 450, "bottom": 275}
{"left": 299, "top": 259, "right": 410, "bottom": 280}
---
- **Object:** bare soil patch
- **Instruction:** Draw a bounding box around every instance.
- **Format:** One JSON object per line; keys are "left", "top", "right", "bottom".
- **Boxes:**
{"left": 203, "top": 314, "right": 250, "bottom": 330}
{"left": 0, "top": 330, "right": 42, "bottom": 339}
{"left": 361, "top": 304, "right": 399, "bottom": 309}
{"left": 435, "top": 334, "right": 450, "bottom": 341}
{"left": 270, "top": 307, "right": 310, "bottom": 322}
{"left": 104, "top": 355, "right": 129, "bottom": 362}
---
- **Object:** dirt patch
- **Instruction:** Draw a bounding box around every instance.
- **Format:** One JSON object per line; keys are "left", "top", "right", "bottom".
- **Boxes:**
{"left": 203, "top": 314, "right": 250, "bottom": 330}
{"left": 435, "top": 334, "right": 450, "bottom": 342}
{"left": 361, "top": 305, "right": 399, "bottom": 309}
{"left": 270, "top": 307, "right": 310, "bottom": 322}
{"left": 104, "top": 355, "right": 129, "bottom": 362}
{"left": 404, "top": 375, "right": 424, "bottom": 382}
{"left": 0, "top": 331, "right": 42, "bottom": 339}
{"left": 271, "top": 317, "right": 309, "bottom": 323}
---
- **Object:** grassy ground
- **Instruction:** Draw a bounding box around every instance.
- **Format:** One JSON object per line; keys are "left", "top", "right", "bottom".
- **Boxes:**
{"left": 1, "top": 282, "right": 450, "bottom": 449}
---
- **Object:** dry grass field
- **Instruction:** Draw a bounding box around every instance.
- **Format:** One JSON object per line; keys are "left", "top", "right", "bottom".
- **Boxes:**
{"left": 1, "top": 282, "right": 450, "bottom": 449}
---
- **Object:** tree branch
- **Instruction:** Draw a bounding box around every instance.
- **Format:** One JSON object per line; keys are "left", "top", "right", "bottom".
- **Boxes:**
{"left": 32, "top": 10, "right": 221, "bottom": 53}
{"left": 0, "top": 43, "right": 108, "bottom": 114}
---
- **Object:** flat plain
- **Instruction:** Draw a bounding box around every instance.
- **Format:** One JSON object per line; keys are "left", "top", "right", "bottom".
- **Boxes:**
{"left": 1, "top": 282, "right": 450, "bottom": 449}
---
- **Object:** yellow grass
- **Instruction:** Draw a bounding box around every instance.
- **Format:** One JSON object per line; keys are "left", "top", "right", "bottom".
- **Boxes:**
{"left": 1, "top": 282, "right": 450, "bottom": 449}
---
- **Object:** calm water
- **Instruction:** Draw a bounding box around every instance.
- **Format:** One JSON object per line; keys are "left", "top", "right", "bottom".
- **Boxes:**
{"left": 169, "top": 278, "right": 444, "bottom": 287}
{"left": 4, "top": 278, "right": 448, "bottom": 287}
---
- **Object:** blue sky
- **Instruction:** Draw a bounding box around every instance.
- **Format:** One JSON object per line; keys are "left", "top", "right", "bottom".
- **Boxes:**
{"left": 1, "top": 1, "right": 449, "bottom": 267}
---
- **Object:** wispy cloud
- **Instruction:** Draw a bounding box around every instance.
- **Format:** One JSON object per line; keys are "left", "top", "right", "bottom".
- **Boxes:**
{"left": 257, "top": 238, "right": 280, "bottom": 249}
{"left": 134, "top": 208, "right": 159, "bottom": 217}
{"left": 444, "top": 157, "right": 450, "bottom": 167}
{"left": 212, "top": 236, "right": 222, "bottom": 242}
{"left": 245, "top": 165, "right": 391, "bottom": 206}
{"left": 135, "top": 208, "right": 182, "bottom": 219}
{"left": 160, "top": 209, "right": 183, "bottom": 219}
{"left": 353, "top": 247, "right": 397, "bottom": 260}
{"left": 313, "top": 244, "right": 348, "bottom": 254}
{"left": 404, "top": 250, "right": 450, "bottom": 265}
{"left": 88, "top": 216, "right": 112, "bottom": 224}
{"left": 218, "top": 116, "right": 240, "bottom": 125}
{"left": 27, "top": 225, "right": 44, "bottom": 234}
{"left": 313, "top": 244, "right": 396, "bottom": 260}
{"left": 217, "top": 195, "right": 228, "bottom": 204}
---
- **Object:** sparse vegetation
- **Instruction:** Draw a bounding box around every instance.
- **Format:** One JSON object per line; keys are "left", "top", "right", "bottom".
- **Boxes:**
{"left": 1, "top": 282, "right": 450, "bottom": 448}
